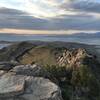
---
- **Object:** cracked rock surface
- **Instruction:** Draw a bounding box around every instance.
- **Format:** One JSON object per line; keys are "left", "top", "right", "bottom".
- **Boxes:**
{"left": 0, "top": 64, "right": 63, "bottom": 100}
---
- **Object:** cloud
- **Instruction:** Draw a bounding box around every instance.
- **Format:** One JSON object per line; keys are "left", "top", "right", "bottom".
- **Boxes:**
{"left": 1, "top": 0, "right": 100, "bottom": 18}
{"left": 60, "top": 0, "right": 100, "bottom": 14}
{"left": 0, "top": 7, "right": 50, "bottom": 30}
{"left": 23, "top": 0, "right": 63, "bottom": 18}
{"left": 0, "top": 7, "right": 25, "bottom": 15}
{"left": 25, "top": 0, "right": 100, "bottom": 17}
{"left": 0, "top": 7, "right": 100, "bottom": 32}
{"left": 1, "top": 0, "right": 100, "bottom": 32}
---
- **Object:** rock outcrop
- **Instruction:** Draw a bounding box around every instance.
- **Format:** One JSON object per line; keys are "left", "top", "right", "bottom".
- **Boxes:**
{"left": 0, "top": 73, "right": 25, "bottom": 98}
{"left": 56, "top": 48, "right": 92, "bottom": 68}
{"left": 0, "top": 64, "right": 63, "bottom": 100}
{"left": 10, "top": 64, "right": 50, "bottom": 78}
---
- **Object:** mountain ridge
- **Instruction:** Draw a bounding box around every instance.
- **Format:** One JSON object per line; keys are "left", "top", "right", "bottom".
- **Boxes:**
{"left": 0, "top": 41, "right": 100, "bottom": 100}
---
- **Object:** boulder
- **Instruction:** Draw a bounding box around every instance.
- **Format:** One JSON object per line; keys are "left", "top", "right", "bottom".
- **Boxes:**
{"left": 0, "top": 73, "right": 63, "bottom": 100}
{"left": 0, "top": 73, "right": 25, "bottom": 98}
{"left": 21, "top": 77, "right": 63, "bottom": 100}
{"left": 10, "top": 64, "right": 50, "bottom": 78}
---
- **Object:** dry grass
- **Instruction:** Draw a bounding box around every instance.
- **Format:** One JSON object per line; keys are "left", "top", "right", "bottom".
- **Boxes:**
{"left": 18, "top": 46, "right": 57, "bottom": 66}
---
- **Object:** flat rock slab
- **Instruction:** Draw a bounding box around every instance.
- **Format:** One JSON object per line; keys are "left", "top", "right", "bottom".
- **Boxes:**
{"left": 0, "top": 63, "right": 63, "bottom": 100}
{"left": 0, "top": 74, "right": 63, "bottom": 100}
{"left": 10, "top": 64, "right": 49, "bottom": 77}
{"left": 0, "top": 73, "right": 25, "bottom": 97}
{"left": 22, "top": 77, "right": 63, "bottom": 100}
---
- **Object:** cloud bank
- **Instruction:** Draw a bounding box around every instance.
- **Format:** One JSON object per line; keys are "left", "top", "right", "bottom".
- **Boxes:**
{"left": 0, "top": 0, "right": 100, "bottom": 33}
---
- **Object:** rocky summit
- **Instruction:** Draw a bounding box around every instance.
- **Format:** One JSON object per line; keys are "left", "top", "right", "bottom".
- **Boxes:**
{"left": 0, "top": 64, "right": 63, "bottom": 100}
{"left": 0, "top": 41, "right": 100, "bottom": 100}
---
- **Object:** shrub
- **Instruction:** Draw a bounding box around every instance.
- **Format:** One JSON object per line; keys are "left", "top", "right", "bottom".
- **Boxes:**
{"left": 88, "top": 74, "right": 100, "bottom": 97}
{"left": 71, "top": 64, "right": 100, "bottom": 98}
{"left": 71, "top": 65, "right": 90, "bottom": 87}
{"left": 44, "top": 65, "right": 67, "bottom": 80}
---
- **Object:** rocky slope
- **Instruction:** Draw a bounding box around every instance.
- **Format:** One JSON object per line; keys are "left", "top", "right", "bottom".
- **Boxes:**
{"left": 0, "top": 41, "right": 100, "bottom": 100}
{"left": 0, "top": 64, "right": 63, "bottom": 100}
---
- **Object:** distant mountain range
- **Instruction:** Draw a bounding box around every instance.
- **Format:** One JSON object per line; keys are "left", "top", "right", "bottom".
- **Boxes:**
{"left": 44, "top": 32, "right": 100, "bottom": 38}
{"left": 71, "top": 32, "right": 100, "bottom": 37}
{"left": 0, "top": 32, "right": 100, "bottom": 44}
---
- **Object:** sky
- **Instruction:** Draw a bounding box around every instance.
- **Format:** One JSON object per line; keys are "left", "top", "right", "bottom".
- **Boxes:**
{"left": 0, "top": 0, "right": 100, "bottom": 34}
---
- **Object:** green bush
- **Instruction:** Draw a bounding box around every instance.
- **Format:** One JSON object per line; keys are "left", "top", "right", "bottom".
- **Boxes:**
{"left": 44, "top": 65, "right": 67, "bottom": 80}
{"left": 71, "top": 64, "right": 100, "bottom": 97}
{"left": 88, "top": 74, "right": 100, "bottom": 97}
{"left": 44, "top": 64, "right": 100, "bottom": 100}
{"left": 71, "top": 65, "right": 90, "bottom": 87}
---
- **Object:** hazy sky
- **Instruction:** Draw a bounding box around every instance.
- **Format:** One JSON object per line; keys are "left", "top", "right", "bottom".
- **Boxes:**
{"left": 0, "top": 0, "right": 100, "bottom": 34}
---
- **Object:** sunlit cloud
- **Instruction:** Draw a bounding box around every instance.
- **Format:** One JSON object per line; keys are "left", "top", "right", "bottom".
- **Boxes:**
{"left": 0, "top": 0, "right": 100, "bottom": 33}
{"left": 1, "top": 0, "right": 100, "bottom": 18}
{"left": 0, "top": 28, "right": 99, "bottom": 35}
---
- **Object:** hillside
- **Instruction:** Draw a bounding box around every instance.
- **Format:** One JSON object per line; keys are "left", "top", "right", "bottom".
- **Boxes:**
{"left": 0, "top": 41, "right": 100, "bottom": 100}
{"left": 0, "top": 41, "right": 96, "bottom": 62}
